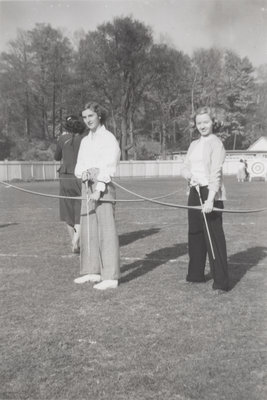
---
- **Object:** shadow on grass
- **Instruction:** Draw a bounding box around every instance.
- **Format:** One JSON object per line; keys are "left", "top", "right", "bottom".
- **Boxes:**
{"left": 120, "top": 242, "right": 187, "bottom": 283}
{"left": 228, "top": 246, "right": 267, "bottom": 290}
{"left": 0, "top": 222, "right": 19, "bottom": 229}
{"left": 119, "top": 228, "right": 160, "bottom": 247}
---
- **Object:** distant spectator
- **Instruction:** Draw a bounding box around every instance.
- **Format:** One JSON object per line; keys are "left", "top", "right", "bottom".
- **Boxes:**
{"left": 244, "top": 159, "right": 250, "bottom": 181}
{"left": 237, "top": 159, "right": 246, "bottom": 183}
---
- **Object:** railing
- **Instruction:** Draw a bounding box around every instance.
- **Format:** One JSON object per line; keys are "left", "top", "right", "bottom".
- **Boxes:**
{"left": 0, "top": 156, "right": 267, "bottom": 181}
{"left": 0, "top": 160, "right": 185, "bottom": 181}
{"left": 0, "top": 161, "right": 59, "bottom": 181}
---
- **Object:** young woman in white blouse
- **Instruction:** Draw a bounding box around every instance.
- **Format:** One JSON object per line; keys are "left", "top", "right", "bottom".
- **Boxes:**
{"left": 181, "top": 106, "right": 229, "bottom": 292}
{"left": 74, "top": 102, "right": 121, "bottom": 290}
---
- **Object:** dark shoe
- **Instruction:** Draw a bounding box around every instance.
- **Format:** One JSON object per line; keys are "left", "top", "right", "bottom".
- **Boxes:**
{"left": 212, "top": 283, "right": 229, "bottom": 292}
{"left": 186, "top": 275, "right": 206, "bottom": 283}
{"left": 213, "top": 288, "right": 228, "bottom": 295}
{"left": 204, "top": 272, "right": 213, "bottom": 281}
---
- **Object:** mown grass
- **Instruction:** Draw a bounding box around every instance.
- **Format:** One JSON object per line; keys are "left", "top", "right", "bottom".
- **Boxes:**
{"left": 0, "top": 177, "right": 266, "bottom": 400}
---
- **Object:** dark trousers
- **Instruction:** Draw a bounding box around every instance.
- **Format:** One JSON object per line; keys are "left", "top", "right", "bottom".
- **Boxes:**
{"left": 187, "top": 186, "right": 229, "bottom": 291}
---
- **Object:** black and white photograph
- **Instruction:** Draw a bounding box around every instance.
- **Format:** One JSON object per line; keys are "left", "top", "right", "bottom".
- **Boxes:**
{"left": 0, "top": 1, "right": 267, "bottom": 399}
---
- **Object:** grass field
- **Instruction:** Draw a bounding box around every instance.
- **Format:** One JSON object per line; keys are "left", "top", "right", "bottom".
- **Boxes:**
{"left": 0, "top": 177, "right": 267, "bottom": 400}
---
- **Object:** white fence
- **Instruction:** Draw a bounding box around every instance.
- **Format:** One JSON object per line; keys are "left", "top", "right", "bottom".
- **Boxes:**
{"left": 0, "top": 154, "right": 267, "bottom": 181}
{"left": 0, "top": 160, "right": 184, "bottom": 181}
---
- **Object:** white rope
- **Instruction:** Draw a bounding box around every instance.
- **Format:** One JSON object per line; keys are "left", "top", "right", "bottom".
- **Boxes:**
{"left": 112, "top": 180, "right": 267, "bottom": 214}
{"left": 1, "top": 179, "right": 267, "bottom": 214}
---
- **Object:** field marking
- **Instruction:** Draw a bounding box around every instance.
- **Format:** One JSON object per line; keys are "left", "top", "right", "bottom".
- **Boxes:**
{"left": 117, "top": 222, "right": 186, "bottom": 227}
{"left": 121, "top": 256, "right": 184, "bottom": 263}
{"left": 1, "top": 207, "right": 55, "bottom": 211}
{"left": 0, "top": 253, "right": 75, "bottom": 258}
{"left": 224, "top": 222, "right": 255, "bottom": 225}
{"left": 117, "top": 207, "right": 179, "bottom": 211}
{"left": 121, "top": 257, "right": 267, "bottom": 266}
{"left": 0, "top": 253, "right": 183, "bottom": 262}
{"left": 0, "top": 253, "right": 266, "bottom": 267}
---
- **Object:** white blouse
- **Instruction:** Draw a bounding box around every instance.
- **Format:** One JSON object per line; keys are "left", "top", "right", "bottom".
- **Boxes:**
{"left": 189, "top": 137, "right": 208, "bottom": 186}
{"left": 75, "top": 125, "right": 121, "bottom": 192}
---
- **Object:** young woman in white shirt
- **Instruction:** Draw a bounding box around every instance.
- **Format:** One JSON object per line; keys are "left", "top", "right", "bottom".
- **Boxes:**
{"left": 74, "top": 102, "right": 121, "bottom": 290}
{"left": 181, "top": 106, "right": 229, "bottom": 292}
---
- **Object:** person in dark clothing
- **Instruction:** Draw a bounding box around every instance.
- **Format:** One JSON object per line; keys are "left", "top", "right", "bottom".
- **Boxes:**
{"left": 54, "top": 115, "right": 86, "bottom": 253}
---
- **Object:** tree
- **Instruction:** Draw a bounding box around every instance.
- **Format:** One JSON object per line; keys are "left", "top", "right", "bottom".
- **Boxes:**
{"left": 187, "top": 48, "right": 257, "bottom": 149}
{"left": 0, "top": 30, "right": 34, "bottom": 139}
{"left": 29, "top": 23, "right": 73, "bottom": 139}
{"left": 0, "top": 18, "right": 265, "bottom": 160}
{"left": 76, "top": 16, "right": 153, "bottom": 159}
{"left": 222, "top": 51, "right": 256, "bottom": 149}
{"left": 0, "top": 24, "right": 75, "bottom": 158}
{"left": 144, "top": 44, "right": 192, "bottom": 157}
{"left": 190, "top": 48, "right": 224, "bottom": 111}
{"left": 252, "top": 64, "right": 267, "bottom": 139}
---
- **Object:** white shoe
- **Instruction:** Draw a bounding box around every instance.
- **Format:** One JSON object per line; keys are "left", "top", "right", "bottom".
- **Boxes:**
{"left": 72, "top": 238, "right": 80, "bottom": 253}
{"left": 74, "top": 274, "right": 101, "bottom": 284}
{"left": 93, "top": 280, "right": 118, "bottom": 290}
{"left": 72, "top": 245, "right": 80, "bottom": 254}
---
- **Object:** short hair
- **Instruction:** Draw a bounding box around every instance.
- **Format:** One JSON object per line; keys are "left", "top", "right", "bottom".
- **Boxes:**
{"left": 193, "top": 106, "right": 223, "bottom": 132}
{"left": 82, "top": 101, "right": 107, "bottom": 125}
{"left": 64, "top": 115, "right": 85, "bottom": 134}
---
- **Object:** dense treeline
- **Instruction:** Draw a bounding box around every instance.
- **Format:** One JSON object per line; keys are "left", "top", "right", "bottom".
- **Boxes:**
{"left": 0, "top": 17, "right": 267, "bottom": 160}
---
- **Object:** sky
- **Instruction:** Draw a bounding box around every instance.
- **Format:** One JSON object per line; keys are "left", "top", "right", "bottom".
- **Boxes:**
{"left": 0, "top": 0, "right": 267, "bottom": 67}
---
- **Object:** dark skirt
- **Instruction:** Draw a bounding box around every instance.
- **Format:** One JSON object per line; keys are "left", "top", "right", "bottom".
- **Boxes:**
{"left": 58, "top": 173, "right": 82, "bottom": 226}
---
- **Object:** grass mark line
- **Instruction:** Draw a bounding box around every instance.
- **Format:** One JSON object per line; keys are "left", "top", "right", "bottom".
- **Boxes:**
{"left": 117, "top": 207, "right": 179, "bottom": 211}
{"left": 0, "top": 253, "right": 75, "bottom": 258}
{"left": 121, "top": 256, "right": 184, "bottom": 263}
{"left": 0, "top": 254, "right": 266, "bottom": 267}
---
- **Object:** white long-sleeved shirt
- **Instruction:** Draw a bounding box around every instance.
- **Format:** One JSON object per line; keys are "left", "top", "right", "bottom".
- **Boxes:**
{"left": 74, "top": 125, "right": 121, "bottom": 192}
{"left": 181, "top": 134, "right": 226, "bottom": 200}
{"left": 189, "top": 137, "right": 209, "bottom": 186}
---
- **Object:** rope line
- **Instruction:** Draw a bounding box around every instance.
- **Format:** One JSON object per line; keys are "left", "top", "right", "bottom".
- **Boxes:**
{"left": 112, "top": 181, "right": 267, "bottom": 214}
{"left": 1, "top": 179, "right": 266, "bottom": 214}
{"left": 0, "top": 180, "right": 178, "bottom": 202}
